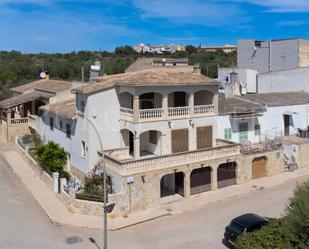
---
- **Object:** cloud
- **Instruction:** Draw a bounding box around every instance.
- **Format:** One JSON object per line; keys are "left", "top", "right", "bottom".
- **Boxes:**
{"left": 230, "top": 0, "right": 309, "bottom": 12}
{"left": 132, "top": 0, "right": 245, "bottom": 26}
{"left": 278, "top": 20, "right": 309, "bottom": 27}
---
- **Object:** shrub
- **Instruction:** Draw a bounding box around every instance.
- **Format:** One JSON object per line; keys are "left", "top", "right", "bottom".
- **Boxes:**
{"left": 34, "top": 141, "right": 70, "bottom": 180}
{"left": 235, "top": 219, "right": 285, "bottom": 249}
{"left": 281, "top": 181, "right": 309, "bottom": 249}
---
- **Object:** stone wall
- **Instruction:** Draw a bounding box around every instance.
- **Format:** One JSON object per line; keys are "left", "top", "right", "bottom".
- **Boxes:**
{"left": 296, "top": 143, "right": 309, "bottom": 168}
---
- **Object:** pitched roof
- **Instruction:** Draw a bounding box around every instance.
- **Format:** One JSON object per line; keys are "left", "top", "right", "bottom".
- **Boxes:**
{"left": 243, "top": 91, "right": 309, "bottom": 107}
{"left": 11, "top": 79, "right": 75, "bottom": 94}
{"left": 73, "top": 68, "right": 219, "bottom": 94}
{"left": 40, "top": 98, "right": 76, "bottom": 119}
{"left": 0, "top": 91, "right": 53, "bottom": 109}
{"left": 219, "top": 95, "right": 266, "bottom": 115}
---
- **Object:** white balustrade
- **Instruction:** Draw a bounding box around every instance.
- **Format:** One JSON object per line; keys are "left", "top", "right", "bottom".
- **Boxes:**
{"left": 139, "top": 108, "right": 163, "bottom": 120}
{"left": 194, "top": 105, "right": 214, "bottom": 115}
{"left": 168, "top": 106, "right": 190, "bottom": 117}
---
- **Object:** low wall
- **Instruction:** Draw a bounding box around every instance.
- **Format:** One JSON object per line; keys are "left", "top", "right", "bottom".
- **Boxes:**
{"left": 15, "top": 140, "right": 126, "bottom": 217}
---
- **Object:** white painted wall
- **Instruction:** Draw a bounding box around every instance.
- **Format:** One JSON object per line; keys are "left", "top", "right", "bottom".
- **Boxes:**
{"left": 258, "top": 68, "right": 309, "bottom": 93}
{"left": 218, "top": 67, "right": 258, "bottom": 93}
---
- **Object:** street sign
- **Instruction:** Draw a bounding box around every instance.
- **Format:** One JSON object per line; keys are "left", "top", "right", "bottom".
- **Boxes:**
{"left": 104, "top": 203, "right": 115, "bottom": 214}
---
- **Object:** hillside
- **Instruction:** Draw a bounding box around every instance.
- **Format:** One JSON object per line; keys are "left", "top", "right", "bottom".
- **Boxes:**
{"left": 0, "top": 47, "right": 236, "bottom": 99}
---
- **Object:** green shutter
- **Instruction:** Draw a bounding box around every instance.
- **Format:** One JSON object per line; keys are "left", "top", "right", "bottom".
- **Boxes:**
{"left": 239, "top": 122, "right": 248, "bottom": 142}
{"left": 255, "top": 124, "right": 261, "bottom": 136}
{"left": 224, "top": 128, "right": 232, "bottom": 140}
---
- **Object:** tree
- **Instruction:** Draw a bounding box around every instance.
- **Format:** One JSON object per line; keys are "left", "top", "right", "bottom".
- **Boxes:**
{"left": 281, "top": 181, "right": 309, "bottom": 249}
{"left": 185, "top": 45, "right": 197, "bottom": 54}
{"left": 114, "top": 45, "right": 138, "bottom": 56}
{"left": 34, "top": 141, "right": 70, "bottom": 179}
{"left": 235, "top": 219, "right": 285, "bottom": 249}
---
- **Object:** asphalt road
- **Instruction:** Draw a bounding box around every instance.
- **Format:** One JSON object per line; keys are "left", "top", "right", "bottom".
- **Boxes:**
{"left": 0, "top": 150, "right": 306, "bottom": 249}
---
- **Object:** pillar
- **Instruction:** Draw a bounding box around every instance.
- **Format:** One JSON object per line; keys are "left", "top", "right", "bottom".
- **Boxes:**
{"left": 189, "top": 93, "right": 194, "bottom": 116}
{"left": 184, "top": 171, "right": 191, "bottom": 198}
{"left": 189, "top": 124, "right": 196, "bottom": 151}
{"left": 133, "top": 135, "right": 140, "bottom": 159}
{"left": 133, "top": 96, "right": 140, "bottom": 123}
{"left": 213, "top": 94, "right": 219, "bottom": 115}
{"left": 162, "top": 94, "right": 168, "bottom": 119}
{"left": 31, "top": 100, "right": 36, "bottom": 115}
{"left": 52, "top": 172, "right": 59, "bottom": 193}
{"left": 211, "top": 166, "right": 218, "bottom": 191}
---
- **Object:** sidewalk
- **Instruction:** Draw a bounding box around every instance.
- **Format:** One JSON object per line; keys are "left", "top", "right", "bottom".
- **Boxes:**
{"left": 1, "top": 142, "right": 309, "bottom": 230}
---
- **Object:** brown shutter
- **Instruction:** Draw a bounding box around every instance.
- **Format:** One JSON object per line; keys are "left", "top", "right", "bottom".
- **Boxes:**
{"left": 172, "top": 129, "right": 188, "bottom": 153}
{"left": 197, "top": 126, "right": 213, "bottom": 149}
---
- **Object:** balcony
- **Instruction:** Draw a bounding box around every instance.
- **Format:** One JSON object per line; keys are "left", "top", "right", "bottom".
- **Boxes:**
{"left": 105, "top": 139, "right": 240, "bottom": 175}
{"left": 119, "top": 90, "right": 217, "bottom": 123}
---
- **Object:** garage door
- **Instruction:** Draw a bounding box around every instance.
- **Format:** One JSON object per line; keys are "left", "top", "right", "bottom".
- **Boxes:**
{"left": 252, "top": 157, "right": 267, "bottom": 179}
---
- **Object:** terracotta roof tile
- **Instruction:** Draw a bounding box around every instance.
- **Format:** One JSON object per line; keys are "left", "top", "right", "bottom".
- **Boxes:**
{"left": 40, "top": 98, "right": 76, "bottom": 119}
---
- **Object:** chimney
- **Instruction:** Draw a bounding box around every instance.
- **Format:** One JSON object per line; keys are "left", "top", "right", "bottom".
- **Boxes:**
{"left": 44, "top": 71, "right": 50, "bottom": 80}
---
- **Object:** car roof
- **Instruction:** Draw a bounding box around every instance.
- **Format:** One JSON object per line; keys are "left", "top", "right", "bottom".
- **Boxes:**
{"left": 232, "top": 213, "right": 267, "bottom": 228}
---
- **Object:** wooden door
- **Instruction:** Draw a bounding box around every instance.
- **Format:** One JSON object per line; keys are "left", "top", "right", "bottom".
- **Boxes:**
{"left": 252, "top": 157, "right": 267, "bottom": 179}
{"left": 284, "top": 115, "right": 290, "bottom": 136}
{"left": 197, "top": 126, "right": 213, "bottom": 149}
{"left": 172, "top": 129, "right": 188, "bottom": 153}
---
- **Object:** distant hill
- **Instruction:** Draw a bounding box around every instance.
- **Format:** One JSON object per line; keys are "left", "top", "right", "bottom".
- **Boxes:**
{"left": 0, "top": 46, "right": 236, "bottom": 99}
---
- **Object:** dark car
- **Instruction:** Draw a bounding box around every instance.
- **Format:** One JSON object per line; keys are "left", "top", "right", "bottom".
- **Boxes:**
{"left": 223, "top": 213, "right": 268, "bottom": 248}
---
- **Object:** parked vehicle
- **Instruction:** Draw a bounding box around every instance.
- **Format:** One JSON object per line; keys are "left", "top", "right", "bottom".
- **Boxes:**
{"left": 223, "top": 213, "right": 268, "bottom": 248}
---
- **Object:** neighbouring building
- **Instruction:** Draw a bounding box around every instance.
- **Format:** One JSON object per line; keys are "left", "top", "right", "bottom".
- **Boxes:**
{"left": 133, "top": 44, "right": 185, "bottom": 54}
{"left": 198, "top": 44, "right": 237, "bottom": 54}
{"left": 238, "top": 38, "right": 309, "bottom": 73}
{"left": 125, "top": 58, "right": 190, "bottom": 73}
{"left": 0, "top": 78, "right": 85, "bottom": 143}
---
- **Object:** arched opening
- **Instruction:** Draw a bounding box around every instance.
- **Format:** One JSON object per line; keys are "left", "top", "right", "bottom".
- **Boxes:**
{"left": 121, "top": 129, "right": 134, "bottom": 156}
{"left": 217, "top": 162, "right": 237, "bottom": 188}
{"left": 140, "top": 130, "right": 162, "bottom": 157}
{"left": 252, "top": 156, "right": 267, "bottom": 179}
{"left": 168, "top": 91, "right": 189, "bottom": 107}
{"left": 190, "top": 166, "right": 212, "bottom": 195}
{"left": 119, "top": 92, "right": 133, "bottom": 109}
{"left": 194, "top": 90, "right": 214, "bottom": 106}
{"left": 139, "top": 92, "right": 163, "bottom": 109}
{"left": 160, "top": 172, "right": 184, "bottom": 198}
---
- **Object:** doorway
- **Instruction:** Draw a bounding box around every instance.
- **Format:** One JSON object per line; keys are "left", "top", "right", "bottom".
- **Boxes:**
{"left": 284, "top": 114, "right": 290, "bottom": 136}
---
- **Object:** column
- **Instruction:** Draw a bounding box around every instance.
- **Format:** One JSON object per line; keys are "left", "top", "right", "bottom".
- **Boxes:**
{"left": 162, "top": 94, "right": 168, "bottom": 119}
{"left": 133, "top": 135, "right": 140, "bottom": 159}
{"left": 133, "top": 96, "right": 139, "bottom": 123}
{"left": 189, "top": 93, "right": 194, "bottom": 117}
{"left": 213, "top": 94, "right": 219, "bottom": 115}
{"left": 184, "top": 171, "right": 191, "bottom": 198}
{"left": 211, "top": 166, "right": 218, "bottom": 191}
{"left": 31, "top": 100, "right": 36, "bottom": 115}
{"left": 189, "top": 125, "right": 196, "bottom": 151}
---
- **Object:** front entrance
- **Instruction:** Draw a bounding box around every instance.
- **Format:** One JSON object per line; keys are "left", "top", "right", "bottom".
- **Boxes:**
{"left": 252, "top": 156, "right": 267, "bottom": 179}
{"left": 284, "top": 114, "right": 290, "bottom": 136}
{"left": 190, "top": 167, "right": 212, "bottom": 195}
{"left": 217, "top": 162, "right": 237, "bottom": 188}
{"left": 160, "top": 172, "right": 184, "bottom": 197}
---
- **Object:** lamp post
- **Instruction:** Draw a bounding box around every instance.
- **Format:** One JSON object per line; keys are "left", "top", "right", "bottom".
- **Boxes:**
{"left": 85, "top": 115, "right": 108, "bottom": 249}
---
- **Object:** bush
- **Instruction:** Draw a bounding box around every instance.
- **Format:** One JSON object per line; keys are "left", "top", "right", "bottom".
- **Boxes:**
{"left": 235, "top": 219, "right": 285, "bottom": 249}
{"left": 281, "top": 181, "right": 309, "bottom": 249}
{"left": 34, "top": 141, "right": 70, "bottom": 180}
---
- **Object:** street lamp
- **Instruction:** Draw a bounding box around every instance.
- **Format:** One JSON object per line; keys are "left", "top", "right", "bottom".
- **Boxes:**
{"left": 84, "top": 114, "right": 108, "bottom": 249}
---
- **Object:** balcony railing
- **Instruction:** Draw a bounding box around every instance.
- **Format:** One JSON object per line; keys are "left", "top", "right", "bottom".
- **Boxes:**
{"left": 10, "top": 118, "right": 29, "bottom": 125}
{"left": 120, "top": 104, "right": 215, "bottom": 122}
{"left": 105, "top": 139, "right": 240, "bottom": 175}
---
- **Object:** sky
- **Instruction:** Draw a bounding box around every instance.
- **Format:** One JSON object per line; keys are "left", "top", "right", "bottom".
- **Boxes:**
{"left": 0, "top": 0, "right": 309, "bottom": 52}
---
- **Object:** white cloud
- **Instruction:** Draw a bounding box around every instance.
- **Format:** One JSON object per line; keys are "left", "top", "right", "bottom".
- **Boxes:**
{"left": 230, "top": 0, "right": 309, "bottom": 12}
{"left": 132, "top": 0, "right": 245, "bottom": 26}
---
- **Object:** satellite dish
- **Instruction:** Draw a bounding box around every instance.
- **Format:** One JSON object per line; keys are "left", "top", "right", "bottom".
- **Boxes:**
{"left": 40, "top": 72, "right": 46, "bottom": 79}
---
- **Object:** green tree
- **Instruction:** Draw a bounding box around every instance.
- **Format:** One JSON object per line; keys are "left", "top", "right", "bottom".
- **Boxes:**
{"left": 114, "top": 45, "right": 138, "bottom": 56}
{"left": 235, "top": 219, "right": 285, "bottom": 249}
{"left": 185, "top": 45, "right": 197, "bottom": 54}
{"left": 34, "top": 141, "right": 70, "bottom": 179}
{"left": 281, "top": 181, "right": 309, "bottom": 249}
